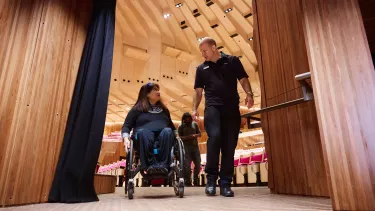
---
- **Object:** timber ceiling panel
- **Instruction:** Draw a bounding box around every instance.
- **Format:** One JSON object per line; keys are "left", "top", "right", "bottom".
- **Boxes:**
{"left": 107, "top": 0, "right": 262, "bottom": 123}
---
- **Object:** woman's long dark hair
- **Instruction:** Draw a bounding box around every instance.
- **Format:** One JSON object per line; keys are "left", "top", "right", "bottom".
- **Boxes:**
{"left": 133, "top": 82, "right": 169, "bottom": 112}
{"left": 181, "top": 112, "right": 192, "bottom": 122}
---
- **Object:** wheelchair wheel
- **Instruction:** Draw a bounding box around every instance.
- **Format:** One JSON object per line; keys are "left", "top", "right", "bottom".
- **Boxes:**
{"left": 177, "top": 137, "right": 184, "bottom": 179}
{"left": 173, "top": 137, "right": 185, "bottom": 198}
{"left": 125, "top": 139, "right": 135, "bottom": 199}
{"left": 178, "top": 178, "right": 184, "bottom": 198}
{"left": 128, "top": 179, "right": 134, "bottom": 199}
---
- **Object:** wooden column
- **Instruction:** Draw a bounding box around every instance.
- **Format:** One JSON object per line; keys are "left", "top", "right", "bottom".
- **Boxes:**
{"left": 301, "top": 0, "right": 375, "bottom": 210}
{"left": 253, "top": 0, "right": 329, "bottom": 197}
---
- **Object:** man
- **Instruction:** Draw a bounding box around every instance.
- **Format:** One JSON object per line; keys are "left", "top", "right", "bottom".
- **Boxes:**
{"left": 178, "top": 112, "right": 201, "bottom": 186}
{"left": 192, "top": 37, "right": 254, "bottom": 197}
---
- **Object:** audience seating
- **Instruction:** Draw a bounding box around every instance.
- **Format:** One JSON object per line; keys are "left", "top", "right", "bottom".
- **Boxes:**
{"left": 247, "top": 150, "right": 263, "bottom": 184}
{"left": 97, "top": 159, "right": 126, "bottom": 187}
{"left": 260, "top": 148, "right": 268, "bottom": 183}
{"left": 98, "top": 130, "right": 268, "bottom": 187}
{"left": 235, "top": 151, "right": 251, "bottom": 185}
{"left": 233, "top": 155, "right": 240, "bottom": 185}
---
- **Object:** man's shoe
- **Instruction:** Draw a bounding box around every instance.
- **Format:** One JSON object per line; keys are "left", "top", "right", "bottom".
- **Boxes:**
{"left": 205, "top": 176, "right": 216, "bottom": 196}
{"left": 220, "top": 184, "right": 234, "bottom": 197}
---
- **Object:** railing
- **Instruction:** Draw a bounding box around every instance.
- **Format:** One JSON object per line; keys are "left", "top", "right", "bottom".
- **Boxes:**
{"left": 242, "top": 72, "right": 313, "bottom": 129}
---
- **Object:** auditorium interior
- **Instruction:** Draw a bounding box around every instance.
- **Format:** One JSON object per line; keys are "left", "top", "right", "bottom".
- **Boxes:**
{"left": 0, "top": 0, "right": 374, "bottom": 210}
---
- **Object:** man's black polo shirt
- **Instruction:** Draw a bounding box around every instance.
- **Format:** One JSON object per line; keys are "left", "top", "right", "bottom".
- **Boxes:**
{"left": 194, "top": 52, "right": 249, "bottom": 107}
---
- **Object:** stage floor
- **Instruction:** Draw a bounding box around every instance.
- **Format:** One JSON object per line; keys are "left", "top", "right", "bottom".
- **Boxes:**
{"left": 3, "top": 187, "right": 332, "bottom": 211}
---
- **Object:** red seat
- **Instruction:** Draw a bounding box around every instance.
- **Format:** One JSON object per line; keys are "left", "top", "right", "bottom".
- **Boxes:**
{"left": 239, "top": 156, "right": 250, "bottom": 165}
{"left": 250, "top": 153, "right": 263, "bottom": 164}
{"left": 234, "top": 159, "right": 239, "bottom": 167}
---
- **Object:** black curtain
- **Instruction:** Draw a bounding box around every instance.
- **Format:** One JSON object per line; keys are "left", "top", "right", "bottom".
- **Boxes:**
{"left": 48, "top": 0, "right": 115, "bottom": 203}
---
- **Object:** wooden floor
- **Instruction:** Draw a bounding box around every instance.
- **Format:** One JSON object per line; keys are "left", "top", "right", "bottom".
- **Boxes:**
{"left": 3, "top": 187, "right": 332, "bottom": 211}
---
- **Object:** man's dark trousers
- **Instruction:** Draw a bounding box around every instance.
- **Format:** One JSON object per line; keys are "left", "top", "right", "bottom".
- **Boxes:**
{"left": 204, "top": 105, "right": 241, "bottom": 185}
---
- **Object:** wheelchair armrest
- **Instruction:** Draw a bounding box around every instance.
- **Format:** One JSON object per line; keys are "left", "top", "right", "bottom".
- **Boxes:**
{"left": 176, "top": 136, "right": 183, "bottom": 143}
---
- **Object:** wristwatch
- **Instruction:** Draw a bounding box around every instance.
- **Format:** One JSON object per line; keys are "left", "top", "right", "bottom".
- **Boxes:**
{"left": 246, "top": 91, "right": 254, "bottom": 97}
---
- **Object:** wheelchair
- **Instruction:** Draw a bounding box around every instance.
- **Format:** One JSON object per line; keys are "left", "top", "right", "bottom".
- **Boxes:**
{"left": 124, "top": 135, "right": 185, "bottom": 199}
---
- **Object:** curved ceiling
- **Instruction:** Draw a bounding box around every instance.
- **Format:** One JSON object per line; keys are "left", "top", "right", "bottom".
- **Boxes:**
{"left": 106, "top": 0, "right": 261, "bottom": 123}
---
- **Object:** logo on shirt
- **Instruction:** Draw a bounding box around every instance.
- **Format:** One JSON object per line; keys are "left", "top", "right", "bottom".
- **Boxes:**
{"left": 203, "top": 66, "right": 209, "bottom": 70}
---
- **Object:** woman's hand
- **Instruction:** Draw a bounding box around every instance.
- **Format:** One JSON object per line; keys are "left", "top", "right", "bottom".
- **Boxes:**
{"left": 123, "top": 137, "right": 130, "bottom": 152}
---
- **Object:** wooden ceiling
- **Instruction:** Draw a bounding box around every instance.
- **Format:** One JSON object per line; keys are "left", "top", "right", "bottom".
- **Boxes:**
{"left": 107, "top": 0, "right": 261, "bottom": 123}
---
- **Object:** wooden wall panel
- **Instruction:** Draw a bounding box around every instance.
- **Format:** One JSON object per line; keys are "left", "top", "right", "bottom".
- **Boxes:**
{"left": 253, "top": 0, "right": 329, "bottom": 196}
{"left": 98, "top": 142, "right": 126, "bottom": 165}
{"left": 94, "top": 175, "right": 117, "bottom": 195}
{"left": 0, "top": 0, "right": 91, "bottom": 206}
{"left": 301, "top": 0, "right": 375, "bottom": 210}
{"left": 104, "top": 123, "right": 122, "bottom": 135}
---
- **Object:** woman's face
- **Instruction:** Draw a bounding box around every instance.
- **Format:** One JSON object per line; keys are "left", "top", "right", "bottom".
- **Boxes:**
{"left": 147, "top": 86, "right": 161, "bottom": 102}
{"left": 183, "top": 117, "right": 192, "bottom": 124}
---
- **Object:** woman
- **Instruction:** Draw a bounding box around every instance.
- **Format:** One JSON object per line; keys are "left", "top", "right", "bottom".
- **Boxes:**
{"left": 178, "top": 112, "right": 201, "bottom": 186}
{"left": 121, "top": 82, "right": 177, "bottom": 174}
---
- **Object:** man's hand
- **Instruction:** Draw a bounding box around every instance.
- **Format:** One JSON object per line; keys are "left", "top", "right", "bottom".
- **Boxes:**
{"left": 192, "top": 110, "right": 199, "bottom": 122}
{"left": 245, "top": 94, "right": 254, "bottom": 109}
{"left": 239, "top": 78, "right": 254, "bottom": 109}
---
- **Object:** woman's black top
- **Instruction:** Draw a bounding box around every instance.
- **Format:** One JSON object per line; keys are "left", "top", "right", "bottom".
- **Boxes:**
{"left": 121, "top": 106, "right": 176, "bottom": 136}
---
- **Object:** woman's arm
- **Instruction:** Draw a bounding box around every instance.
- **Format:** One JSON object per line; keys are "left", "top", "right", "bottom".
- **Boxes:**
{"left": 121, "top": 108, "right": 139, "bottom": 138}
{"left": 194, "top": 121, "right": 201, "bottom": 138}
{"left": 165, "top": 109, "right": 178, "bottom": 136}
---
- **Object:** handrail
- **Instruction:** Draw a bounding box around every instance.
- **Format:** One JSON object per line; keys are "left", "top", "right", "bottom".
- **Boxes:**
{"left": 295, "top": 72, "right": 311, "bottom": 81}
{"left": 241, "top": 72, "right": 313, "bottom": 128}
{"left": 242, "top": 98, "right": 306, "bottom": 118}
{"left": 295, "top": 72, "right": 313, "bottom": 101}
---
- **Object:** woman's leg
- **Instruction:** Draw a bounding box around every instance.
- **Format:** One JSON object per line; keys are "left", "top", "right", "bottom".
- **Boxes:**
{"left": 184, "top": 146, "right": 193, "bottom": 186}
{"left": 156, "top": 128, "right": 175, "bottom": 168}
{"left": 137, "top": 129, "right": 156, "bottom": 170}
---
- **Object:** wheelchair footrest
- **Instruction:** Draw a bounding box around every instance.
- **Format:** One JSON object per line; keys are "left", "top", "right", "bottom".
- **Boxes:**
{"left": 147, "top": 166, "right": 168, "bottom": 175}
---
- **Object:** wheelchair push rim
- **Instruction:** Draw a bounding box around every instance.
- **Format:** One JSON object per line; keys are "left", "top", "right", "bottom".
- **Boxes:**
{"left": 172, "top": 137, "right": 185, "bottom": 198}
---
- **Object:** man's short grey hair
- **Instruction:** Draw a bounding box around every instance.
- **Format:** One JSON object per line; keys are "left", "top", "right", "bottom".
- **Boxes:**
{"left": 199, "top": 37, "right": 217, "bottom": 47}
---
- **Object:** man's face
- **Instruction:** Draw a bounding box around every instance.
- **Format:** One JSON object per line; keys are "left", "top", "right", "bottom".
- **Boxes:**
{"left": 183, "top": 117, "right": 192, "bottom": 124}
{"left": 199, "top": 43, "right": 215, "bottom": 62}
